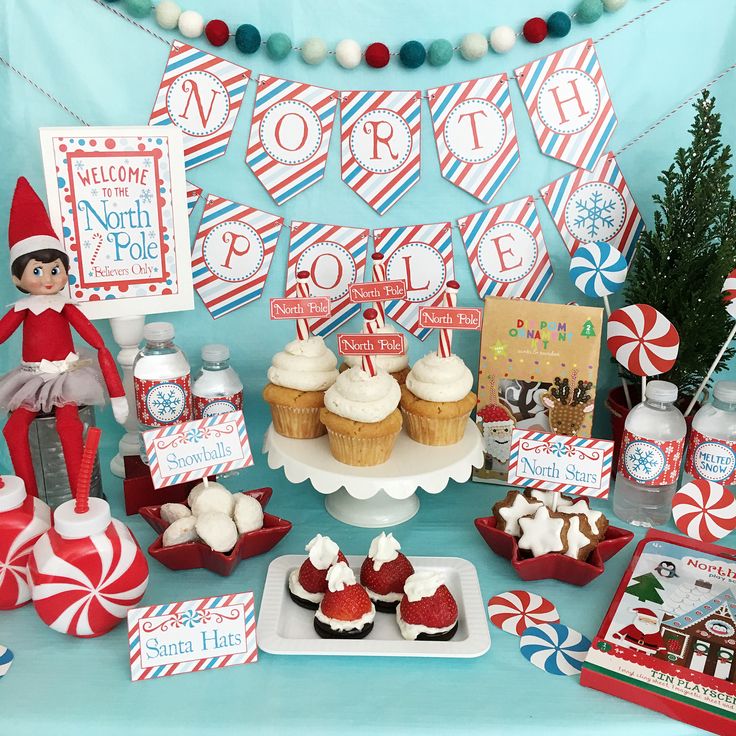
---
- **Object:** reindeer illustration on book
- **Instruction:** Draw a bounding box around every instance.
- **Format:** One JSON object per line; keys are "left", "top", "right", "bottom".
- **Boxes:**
{"left": 541, "top": 371, "right": 594, "bottom": 436}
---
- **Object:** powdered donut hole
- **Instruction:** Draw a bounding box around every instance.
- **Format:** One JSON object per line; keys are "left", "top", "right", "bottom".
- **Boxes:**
{"left": 162, "top": 516, "right": 199, "bottom": 547}
{"left": 233, "top": 494, "right": 265, "bottom": 534}
{"left": 191, "top": 486, "right": 236, "bottom": 517}
{"left": 196, "top": 512, "right": 239, "bottom": 553}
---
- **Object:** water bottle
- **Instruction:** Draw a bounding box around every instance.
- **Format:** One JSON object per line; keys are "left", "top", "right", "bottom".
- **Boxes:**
{"left": 133, "top": 322, "right": 192, "bottom": 461}
{"left": 613, "top": 380, "right": 686, "bottom": 527}
{"left": 682, "top": 380, "right": 736, "bottom": 492}
{"left": 193, "top": 344, "right": 243, "bottom": 419}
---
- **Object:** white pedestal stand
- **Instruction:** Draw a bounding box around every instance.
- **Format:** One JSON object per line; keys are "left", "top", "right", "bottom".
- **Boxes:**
{"left": 108, "top": 316, "right": 145, "bottom": 478}
{"left": 264, "top": 419, "right": 484, "bottom": 527}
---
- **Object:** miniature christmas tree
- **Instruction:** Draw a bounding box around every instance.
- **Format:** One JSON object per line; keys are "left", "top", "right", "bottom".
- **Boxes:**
{"left": 623, "top": 91, "right": 736, "bottom": 397}
{"left": 581, "top": 319, "right": 596, "bottom": 338}
{"left": 626, "top": 572, "right": 665, "bottom": 604}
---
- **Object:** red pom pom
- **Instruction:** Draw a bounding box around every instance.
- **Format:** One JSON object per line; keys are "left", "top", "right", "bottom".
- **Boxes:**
{"left": 365, "top": 42, "right": 390, "bottom": 68}
{"left": 205, "top": 19, "right": 230, "bottom": 47}
{"left": 522, "top": 17, "right": 548, "bottom": 44}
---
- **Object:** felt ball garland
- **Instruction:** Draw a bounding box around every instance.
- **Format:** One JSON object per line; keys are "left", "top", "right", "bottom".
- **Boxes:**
{"left": 427, "top": 39, "right": 454, "bottom": 66}
{"left": 399, "top": 40, "right": 426, "bottom": 69}
{"left": 547, "top": 11, "right": 572, "bottom": 38}
{"left": 154, "top": 0, "right": 180, "bottom": 30}
{"left": 205, "top": 19, "right": 229, "bottom": 47}
{"left": 235, "top": 24, "right": 261, "bottom": 54}
{"left": 335, "top": 39, "right": 362, "bottom": 69}
{"left": 266, "top": 32, "right": 292, "bottom": 61}
{"left": 522, "top": 18, "right": 548, "bottom": 43}
{"left": 365, "top": 42, "right": 390, "bottom": 68}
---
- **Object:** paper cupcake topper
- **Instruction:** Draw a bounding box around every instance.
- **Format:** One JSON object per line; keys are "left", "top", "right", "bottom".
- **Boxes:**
{"left": 570, "top": 241, "right": 627, "bottom": 298}
{"left": 672, "top": 480, "right": 736, "bottom": 543}
{"left": 724, "top": 267, "right": 736, "bottom": 319}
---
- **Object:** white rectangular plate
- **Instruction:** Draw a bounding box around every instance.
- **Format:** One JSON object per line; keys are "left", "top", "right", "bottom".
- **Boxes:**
{"left": 257, "top": 555, "right": 491, "bottom": 658}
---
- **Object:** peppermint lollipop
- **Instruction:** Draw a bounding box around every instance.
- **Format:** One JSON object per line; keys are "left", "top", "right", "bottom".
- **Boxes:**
{"left": 724, "top": 267, "right": 736, "bottom": 319}
{"left": 671, "top": 480, "right": 736, "bottom": 542}
{"left": 570, "top": 242, "right": 627, "bottom": 299}
{"left": 519, "top": 623, "right": 591, "bottom": 676}
{"left": 488, "top": 591, "right": 560, "bottom": 636}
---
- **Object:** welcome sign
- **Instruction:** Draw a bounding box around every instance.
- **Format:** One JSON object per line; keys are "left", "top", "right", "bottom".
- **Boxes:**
{"left": 40, "top": 125, "right": 193, "bottom": 319}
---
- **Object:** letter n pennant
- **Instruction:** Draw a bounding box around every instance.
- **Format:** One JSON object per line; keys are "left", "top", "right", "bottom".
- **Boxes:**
{"left": 458, "top": 196, "right": 552, "bottom": 301}
{"left": 515, "top": 39, "right": 616, "bottom": 171}
{"left": 284, "top": 222, "right": 369, "bottom": 336}
{"left": 341, "top": 90, "right": 421, "bottom": 215}
{"left": 245, "top": 75, "right": 337, "bottom": 205}
{"left": 373, "top": 223, "right": 454, "bottom": 340}
{"left": 427, "top": 74, "right": 519, "bottom": 204}
{"left": 191, "top": 195, "right": 283, "bottom": 319}
{"left": 150, "top": 41, "right": 250, "bottom": 170}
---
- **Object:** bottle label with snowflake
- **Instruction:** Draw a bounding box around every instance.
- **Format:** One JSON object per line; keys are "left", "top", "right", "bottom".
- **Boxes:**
{"left": 134, "top": 375, "right": 192, "bottom": 426}
{"left": 618, "top": 430, "right": 685, "bottom": 486}
{"left": 193, "top": 392, "right": 243, "bottom": 420}
{"left": 685, "top": 429, "right": 736, "bottom": 485}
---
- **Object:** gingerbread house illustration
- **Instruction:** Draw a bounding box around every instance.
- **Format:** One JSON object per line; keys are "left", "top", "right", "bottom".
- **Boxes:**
{"left": 658, "top": 588, "right": 736, "bottom": 682}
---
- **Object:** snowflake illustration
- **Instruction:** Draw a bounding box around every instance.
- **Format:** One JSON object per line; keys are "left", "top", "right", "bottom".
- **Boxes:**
{"left": 83, "top": 240, "right": 91, "bottom": 249}
{"left": 151, "top": 390, "right": 180, "bottom": 416}
{"left": 90, "top": 188, "right": 98, "bottom": 198}
{"left": 629, "top": 446, "right": 657, "bottom": 475}
{"left": 141, "top": 188, "right": 153, "bottom": 204}
{"left": 74, "top": 159, "right": 85, "bottom": 171}
{"left": 147, "top": 230, "right": 156, "bottom": 240}
{"left": 573, "top": 191, "right": 618, "bottom": 239}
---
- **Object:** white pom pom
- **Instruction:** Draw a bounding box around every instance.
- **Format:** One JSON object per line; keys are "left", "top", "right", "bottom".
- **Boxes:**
{"left": 233, "top": 494, "right": 264, "bottom": 535}
{"left": 335, "top": 39, "right": 362, "bottom": 69}
{"left": 459, "top": 32, "right": 488, "bottom": 61}
{"left": 490, "top": 25, "right": 517, "bottom": 54}
{"left": 191, "top": 486, "right": 235, "bottom": 517}
{"left": 178, "top": 9, "right": 204, "bottom": 38}
{"left": 160, "top": 503, "right": 191, "bottom": 525}
{"left": 162, "top": 516, "right": 198, "bottom": 547}
{"left": 603, "top": 0, "right": 628, "bottom": 10}
{"left": 196, "top": 512, "right": 239, "bottom": 553}
{"left": 154, "top": 0, "right": 180, "bottom": 30}
{"left": 301, "top": 37, "right": 328, "bottom": 65}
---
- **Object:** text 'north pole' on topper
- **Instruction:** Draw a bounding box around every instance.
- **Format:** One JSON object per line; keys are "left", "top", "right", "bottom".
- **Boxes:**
{"left": 142, "top": 411, "right": 253, "bottom": 489}
{"left": 418, "top": 306, "right": 483, "bottom": 330}
{"left": 349, "top": 279, "right": 407, "bottom": 303}
{"left": 269, "top": 296, "right": 330, "bottom": 319}
{"left": 127, "top": 592, "right": 257, "bottom": 681}
{"left": 507, "top": 429, "right": 614, "bottom": 499}
{"left": 337, "top": 332, "right": 406, "bottom": 356}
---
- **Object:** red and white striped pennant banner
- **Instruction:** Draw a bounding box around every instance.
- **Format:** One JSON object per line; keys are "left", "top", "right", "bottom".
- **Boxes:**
{"left": 150, "top": 41, "right": 250, "bottom": 170}
{"left": 458, "top": 195, "right": 553, "bottom": 301}
{"left": 427, "top": 74, "right": 519, "bottom": 204}
{"left": 245, "top": 75, "right": 337, "bottom": 205}
{"left": 284, "top": 221, "right": 369, "bottom": 336}
{"left": 540, "top": 151, "right": 644, "bottom": 263}
{"left": 341, "top": 89, "right": 421, "bottom": 215}
{"left": 191, "top": 194, "right": 283, "bottom": 319}
{"left": 186, "top": 182, "right": 202, "bottom": 216}
{"left": 373, "top": 222, "right": 454, "bottom": 340}
{"left": 515, "top": 39, "right": 617, "bottom": 171}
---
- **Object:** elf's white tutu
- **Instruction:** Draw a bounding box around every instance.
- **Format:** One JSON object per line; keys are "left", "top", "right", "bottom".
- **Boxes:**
{"left": 0, "top": 350, "right": 107, "bottom": 414}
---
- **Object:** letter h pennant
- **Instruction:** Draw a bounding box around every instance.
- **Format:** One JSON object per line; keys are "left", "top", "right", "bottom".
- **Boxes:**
{"left": 458, "top": 196, "right": 552, "bottom": 301}
{"left": 150, "top": 41, "right": 250, "bottom": 170}
{"left": 427, "top": 74, "right": 519, "bottom": 204}
{"left": 373, "top": 223, "right": 454, "bottom": 340}
{"left": 191, "top": 194, "right": 283, "bottom": 319}
{"left": 341, "top": 90, "right": 421, "bottom": 215}
{"left": 284, "top": 222, "right": 369, "bottom": 336}
{"left": 246, "top": 75, "right": 338, "bottom": 205}
{"left": 515, "top": 39, "right": 617, "bottom": 171}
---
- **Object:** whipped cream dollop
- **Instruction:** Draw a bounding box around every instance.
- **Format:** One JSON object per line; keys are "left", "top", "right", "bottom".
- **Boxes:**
{"left": 369, "top": 532, "right": 401, "bottom": 571}
{"left": 267, "top": 336, "right": 338, "bottom": 391}
{"left": 306, "top": 534, "right": 340, "bottom": 570}
{"left": 324, "top": 367, "right": 400, "bottom": 423}
{"left": 344, "top": 324, "right": 409, "bottom": 373}
{"left": 406, "top": 353, "right": 473, "bottom": 402}
{"left": 404, "top": 570, "right": 444, "bottom": 602}
{"left": 326, "top": 561, "right": 356, "bottom": 592}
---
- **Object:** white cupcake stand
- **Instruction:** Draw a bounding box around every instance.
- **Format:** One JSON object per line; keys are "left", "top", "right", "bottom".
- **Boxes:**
{"left": 264, "top": 419, "right": 483, "bottom": 527}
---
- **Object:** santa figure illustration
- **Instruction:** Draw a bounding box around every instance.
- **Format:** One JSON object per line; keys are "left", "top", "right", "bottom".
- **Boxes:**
{"left": 477, "top": 403, "right": 516, "bottom": 473}
{"left": 0, "top": 177, "right": 128, "bottom": 496}
{"left": 612, "top": 608, "right": 667, "bottom": 654}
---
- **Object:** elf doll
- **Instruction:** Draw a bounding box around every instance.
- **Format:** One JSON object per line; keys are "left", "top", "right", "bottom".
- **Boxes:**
{"left": 0, "top": 177, "right": 128, "bottom": 497}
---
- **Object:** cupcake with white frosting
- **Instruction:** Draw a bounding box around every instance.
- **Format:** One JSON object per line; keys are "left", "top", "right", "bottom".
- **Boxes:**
{"left": 342, "top": 325, "right": 410, "bottom": 385}
{"left": 400, "top": 352, "right": 476, "bottom": 445}
{"left": 319, "top": 366, "right": 402, "bottom": 466}
{"left": 263, "top": 336, "right": 338, "bottom": 438}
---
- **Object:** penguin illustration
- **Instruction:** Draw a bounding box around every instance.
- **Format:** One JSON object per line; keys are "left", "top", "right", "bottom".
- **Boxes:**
{"left": 654, "top": 560, "right": 678, "bottom": 579}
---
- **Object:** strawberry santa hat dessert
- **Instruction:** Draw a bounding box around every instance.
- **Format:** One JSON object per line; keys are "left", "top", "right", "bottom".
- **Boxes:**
{"left": 396, "top": 570, "right": 458, "bottom": 641}
{"left": 288, "top": 534, "right": 346, "bottom": 609}
{"left": 0, "top": 178, "right": 127, "bottom": 497}
{"left": 359, "top": 532, "right": 414, "bottom": 612}
{"left": 314, "top": 561, "right": 375, "bottom": 639}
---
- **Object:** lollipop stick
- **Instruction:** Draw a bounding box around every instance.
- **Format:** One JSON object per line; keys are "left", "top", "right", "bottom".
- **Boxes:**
{"left": 642, "top": 376, "right": 646, "bottom": 404}
{"left": 603, "top": 295, "right": 632, "bottom": 409}
{"left": 75, "top": 427, "right": 102, "bottom": 514}
{"left": 684, "top": 321, "right": 736, "bottom": 417}
{"left": 551, "top": 493, "right": 558, "bottom": 513}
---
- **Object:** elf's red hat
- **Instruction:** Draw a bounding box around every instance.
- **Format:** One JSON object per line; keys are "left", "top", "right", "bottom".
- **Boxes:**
{"left": 8, "top": 177, "right": 62, "bottom": 264}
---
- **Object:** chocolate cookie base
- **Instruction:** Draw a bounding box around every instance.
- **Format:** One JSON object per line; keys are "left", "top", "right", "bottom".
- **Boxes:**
{"left": 313, "top": 617, "right": 374, "bottom": 639}
{"left": 288, "top": 589, "right": 320, "bottom": 611}
{"left": 415, "top": 621, "right": 458, "bottom": 641}
{"left": 371, "top": 597, "right": 400, "bottom": 614}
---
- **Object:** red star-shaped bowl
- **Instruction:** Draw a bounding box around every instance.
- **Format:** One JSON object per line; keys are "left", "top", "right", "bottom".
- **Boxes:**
{"left": 474, "top": 516, "right": 633, "bottom": 586}
{"left": 139, "top": 488, "right": 292, "bottom": 577}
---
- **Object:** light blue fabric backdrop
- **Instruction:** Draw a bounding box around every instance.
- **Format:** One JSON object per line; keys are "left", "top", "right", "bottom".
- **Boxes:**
{"left": 1, "top": 1, "right": 735, "bottom": 734}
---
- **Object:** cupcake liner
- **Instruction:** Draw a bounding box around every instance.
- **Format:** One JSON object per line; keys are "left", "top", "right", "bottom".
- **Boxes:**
{"left": 400, "top": 407, "right": 470, "bottom": 446}
{"left": 324, "top": 427, "right": 400, "bottom": 466}
{"left": 268, "top": 403, "right": 326, "bottom": 439}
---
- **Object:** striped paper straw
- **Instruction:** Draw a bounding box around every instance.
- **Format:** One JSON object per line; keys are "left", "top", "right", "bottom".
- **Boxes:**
{"left": 371, "top": 252, "right": 387, "bottom": 328}
{"left": 362, "top": 307, "right": 378, "bottom": 377}
{"left": 438, "top": 280, "right": 459, "bottom": 358}
{"left": 296, "top": 270, "right": 311, "bottom": 341}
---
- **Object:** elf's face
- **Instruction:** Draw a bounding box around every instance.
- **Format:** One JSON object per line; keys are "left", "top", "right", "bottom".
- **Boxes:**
{"left": 13, "top": 258, "right": 68, "bottom": 295}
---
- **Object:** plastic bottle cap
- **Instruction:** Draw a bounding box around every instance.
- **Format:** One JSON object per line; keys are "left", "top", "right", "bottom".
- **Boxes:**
{"left": 646, "top": 380, "right": 678, "bottom": 403}
{"left": 53, "top": 497, "right": 112, "bottom": 539}
{"left": 0, "top": 475, "right": 27, "bottom": 512}
{"left": 143, "top": 322, "right": 175, "bottom": 342}
{"left": 201, "top": 343, "right": 229, "bottom": 362}
{"left": 713, "top": 380, "right": 736, "bottom": 404}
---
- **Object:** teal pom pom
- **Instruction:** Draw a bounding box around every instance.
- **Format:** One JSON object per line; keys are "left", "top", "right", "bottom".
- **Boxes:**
{"left": 428, "top": 39, "right": 453, "bottom": 67}
{"left": 122, "top": 0, "right": 151, "bottom": 18}
{"left": 266, "top": 32, "right": 292, "bottom": 61}
{"left": 576, "top": 0, "right": 604, "bottom": 23}
{"left": 547, "top": 11, "right": 572, "bottom": 37}
{"left": 399, "top": 41, "right": 426, "bottom": 69}
{"left": 235, "top": 24, "right": 261, "bottom": 54}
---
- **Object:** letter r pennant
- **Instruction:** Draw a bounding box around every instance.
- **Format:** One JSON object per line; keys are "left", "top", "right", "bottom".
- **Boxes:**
{"left": 514, "top": 39, "right": 617, "bottom": 171}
